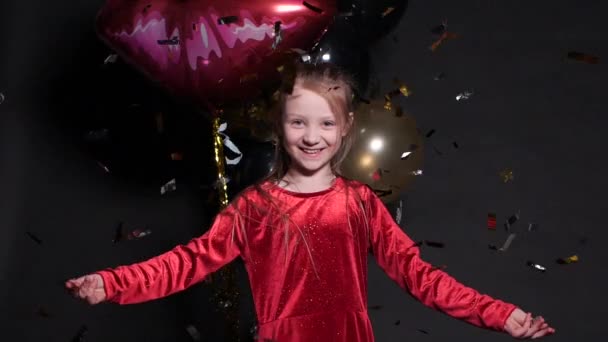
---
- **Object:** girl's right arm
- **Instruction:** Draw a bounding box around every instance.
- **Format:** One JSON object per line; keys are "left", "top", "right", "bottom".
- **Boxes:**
{"left": 67, "top": 198, "right": 248, "bottom": 305}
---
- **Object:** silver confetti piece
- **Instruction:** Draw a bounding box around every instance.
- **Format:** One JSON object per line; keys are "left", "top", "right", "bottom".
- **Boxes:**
{"left": 0, "top": 92, "right": 4, "bottom": 104}
{"left": 411, "top": 169, "right": 423, "bottom": 176}
{"left": 160, "top": 178, "right": 177, "bottom": 195}
{"left": 186, "top": 325, "right": 201, "bottom": 341}
{"left": 527, "top": 261, "right": 546, "bottom": 272}
{"left": 528, "top": 223, "right": 539, "bottom": 231}
{"left": 401, "top": 151, "right": 413, "bottom": 160}
{"left": 498, "top": 233, "right": 516, "bottom": 251}
{"left": 395, "top": 200, "right": 403, "bottom": 225}
{"left": 104, "top": 54, "right": 118, "bottom": 64}
{"left": 455, "top": 90, "right": 474, "bottom": 101}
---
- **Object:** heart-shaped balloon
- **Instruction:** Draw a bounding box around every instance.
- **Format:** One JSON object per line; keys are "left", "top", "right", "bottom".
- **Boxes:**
{"left": 96, "top": 0, "right": 337, "bottom": 109}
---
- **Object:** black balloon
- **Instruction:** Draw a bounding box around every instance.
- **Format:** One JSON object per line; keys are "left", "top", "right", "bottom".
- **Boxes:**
{"left": 308, "top": 15, "right": 371, "bottom": 93}
{"left": 338, "top": 0, "right": 409, "bottom": 43}
{"left": 228, "top": 139, "right": 274, "bottom": 194}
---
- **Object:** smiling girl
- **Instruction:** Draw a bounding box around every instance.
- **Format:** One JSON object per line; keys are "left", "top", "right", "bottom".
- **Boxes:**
{"left": 66, "top": 62, "right": 554, "bottom": 341}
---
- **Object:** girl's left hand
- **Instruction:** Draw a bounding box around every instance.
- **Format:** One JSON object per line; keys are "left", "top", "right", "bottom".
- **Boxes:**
{"left": 504, "top": 308, "right": 555, "bottom": 339}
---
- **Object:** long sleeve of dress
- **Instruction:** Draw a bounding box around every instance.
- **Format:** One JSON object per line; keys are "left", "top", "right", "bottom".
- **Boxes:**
{"left": 96, "top": 199, "right": 247, "bottom": 305}
{"left": 365, "top": 187, "right": 517, "bottom": 331}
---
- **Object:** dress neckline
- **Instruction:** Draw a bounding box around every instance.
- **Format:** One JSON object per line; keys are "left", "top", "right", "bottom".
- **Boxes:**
{"left": 268, "top": 176, "right": 343, "bottom": 198}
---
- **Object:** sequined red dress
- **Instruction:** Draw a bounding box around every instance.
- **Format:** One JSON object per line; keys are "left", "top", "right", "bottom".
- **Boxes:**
{"left": 97, "top": 177, "right": 517, "bottom": 341}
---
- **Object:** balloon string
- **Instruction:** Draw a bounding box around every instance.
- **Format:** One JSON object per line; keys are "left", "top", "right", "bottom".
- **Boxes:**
{"left": 212, "top": 110, "right": 229, "bottom": 208}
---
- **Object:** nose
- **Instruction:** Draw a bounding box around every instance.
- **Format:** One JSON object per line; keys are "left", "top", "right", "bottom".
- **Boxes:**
{"left": 302, "top": 126, "right": 321, "bottom": 146}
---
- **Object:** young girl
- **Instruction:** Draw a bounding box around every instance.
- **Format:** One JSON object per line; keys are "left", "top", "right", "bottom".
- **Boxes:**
{"left": 66, "top": 63, "right": 555, "bottom": 341}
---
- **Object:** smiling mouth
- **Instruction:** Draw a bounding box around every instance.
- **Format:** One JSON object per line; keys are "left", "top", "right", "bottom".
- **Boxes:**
{"left": 300, "top": 147, "right": 325, "bottom": 155}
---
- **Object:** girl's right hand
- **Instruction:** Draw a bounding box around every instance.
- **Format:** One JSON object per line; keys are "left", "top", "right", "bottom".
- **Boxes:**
{"left": 65, "top": 274, "right": 107, "bottom": 305}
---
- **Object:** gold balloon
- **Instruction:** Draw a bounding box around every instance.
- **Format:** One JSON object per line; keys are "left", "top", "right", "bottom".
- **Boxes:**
{"left": 341, "top": 100, "right": 424, "bottom": 204}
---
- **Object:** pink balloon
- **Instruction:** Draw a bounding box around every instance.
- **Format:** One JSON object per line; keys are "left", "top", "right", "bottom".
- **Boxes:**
{"left": 96, "top": 0, "right": 337, "bottom": 109}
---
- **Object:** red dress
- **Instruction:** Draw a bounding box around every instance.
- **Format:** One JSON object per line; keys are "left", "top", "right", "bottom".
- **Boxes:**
{"left": 97, "top": 177, "right": 517, "bottom": 341}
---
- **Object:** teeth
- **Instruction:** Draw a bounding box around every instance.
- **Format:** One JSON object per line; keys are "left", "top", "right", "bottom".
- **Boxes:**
{"left": 302, "top": 148, "right": 322, "bottom": 154}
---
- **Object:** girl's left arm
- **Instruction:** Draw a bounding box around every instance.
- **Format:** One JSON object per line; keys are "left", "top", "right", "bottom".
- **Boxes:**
{"left": 365, "top": 187, "right": 517, "bottom": 331}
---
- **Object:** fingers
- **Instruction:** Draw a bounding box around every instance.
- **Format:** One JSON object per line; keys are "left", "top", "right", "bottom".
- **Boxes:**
{"left": 531, "top": 326, "right": 556, "bottom": 339}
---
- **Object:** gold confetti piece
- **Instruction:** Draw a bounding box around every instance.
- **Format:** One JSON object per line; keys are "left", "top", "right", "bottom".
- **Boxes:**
{"left": 155, "top": 112, "right": 164, "bottom": 134}
{"left": 399, "top": 84, "right": 411, "bottom": 97}
{"left": 382, "top": 7, "right": 395, "bottom": 17}
{"left": 430, "top": 31, "right": 460, "bottom": 52}
{"left": 500, "top": 168, "right": 514, "bottom": 183}
{"left": 240, "top": 73, "right": 258, "bottom": 83}
{"left": 567, "top": 51, "right": 599, "bottom": 64}
{"left": 556, "top": 255, "right": 579, "bottom": 264}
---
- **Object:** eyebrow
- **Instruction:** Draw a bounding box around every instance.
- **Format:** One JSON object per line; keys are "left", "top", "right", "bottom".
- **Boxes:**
{"left": 284, "top": 114, "right": 336, "bottom": 121}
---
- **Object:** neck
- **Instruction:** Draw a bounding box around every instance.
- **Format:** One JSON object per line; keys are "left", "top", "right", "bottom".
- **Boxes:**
{"left": 282, "top": 167, "right": 336, "bottom": 193}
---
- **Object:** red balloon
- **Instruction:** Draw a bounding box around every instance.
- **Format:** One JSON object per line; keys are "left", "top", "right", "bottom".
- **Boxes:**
{"left": 96, "top": 0, "right": 337, "bottom": 108}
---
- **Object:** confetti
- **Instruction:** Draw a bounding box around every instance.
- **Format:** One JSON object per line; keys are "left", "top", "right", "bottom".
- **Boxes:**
{"left": 0, "top": 92, "right": 4, "bottom": 104}
{"left": 382, "top": 7, "right": 395, "bottom": 17}
{"left": 430, "top": 20, "right": 448, "bottom": 35}
{"left": 487, "top": 213, "right": 497, "bottom": 230}
{"left": 155, "top": 112, "right": 164, "bottom": 133}
{"left": 161, "top": 178, "right": 177, "bottom": 195}
{"left": 373, "top": 188, "right": 393, "bottom": 197}
{"left": 272, "top": 21, "right": 283, "bottom": 49}
{"left": 430, "top": 31, "right": 460, "bottom": 52}
{"left": 127, "top": 228, "right": 152, "bottom": 240}
{"left": 170, "top": 152, "right": 183, "bottom": 161}
{"left": 411, "top": 169, "right": 423, "bottom": 176}
{"left": 433, "top": 72, "right": 446, "bottom": 80}
{"left": 71, "top": 325, "right": 88, "bottom": 342}
{"left": 383, "top": 80, "right": 411, "bottom": 112}
{"left": 372, "top": 168, "right": 384, "bottom": 181}
{"left": 113, "top": 222, "right": 126, "bottom": 243}
{"left": 186, "top": 325, "right": 201, "bottom": 341}
{"left": 369, "top": 305, "right": 383, "bottom": 310}
{"left": 556, "top": 255, "right": 579, "bottom": 264}
{"left": 217, "top": 15, "right": 238, "bottom": 25}
{"left": 500, "top": 168, "right": 514, "bottom": 183}
{"left": 527, "top": 261, "right": 546, "bottom": 272}
{"left": 498, "top": 233, "right": 516, "bottom": 252}
{"left": 302, "top": 1, "right": 324, "bottom": 13}
{"left": 395, "top": 200, "right": 403, "bottom": 225}
{"left": 452, "top": 141, "right": 459, "bottom": 149}
{"left": 103, "top": 54, "right": 118, "bottom": 64}
{"left": 157, "top": 37, "right": 179, "bottom": 45}
{"left": 35, "top": 306, "right": 51, "bottom": 318}
{"left": 504, "top": 211, "right": 520, "bottom": 231}
{"left": 425, "top": 129, "right": 436, "bottom": 138}
{"left": 455, "top": 90, "right": 474, "bottom": 101}
{"left": 400, "top": 151, "right": 413, "bottom": 160}
{"left": 424, "top": 240, "right": 445, "bottom": 248}
{"left": 567, "top": 51, "right": 599, "bottom": 64}
{"left": 418, "top": 329, "right": 430, "bottom": 334}
{"left": 394, "top": 320, "right": 401, "bottom": 325}
{"left": 528, "top": 223, "right": 539, "bottom": 232}
{"left": 26, "top": 231, "right": 42, "bottom": 245}
{"left": 84, "top": 128, "right": 109, "bottom": 143}
{"left": 96, "top": 161, "right": 110, "bottom": 173}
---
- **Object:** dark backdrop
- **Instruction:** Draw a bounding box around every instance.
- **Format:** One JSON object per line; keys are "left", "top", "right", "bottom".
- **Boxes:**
{"left": 1, "top": 0, "right": 606, "bottom": 341}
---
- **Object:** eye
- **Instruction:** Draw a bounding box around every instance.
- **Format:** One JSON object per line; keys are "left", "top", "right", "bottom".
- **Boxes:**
{"left": 291, "top": 119, "right": 304, "bottom": 126}
{"left": 323, "top": 120, "right": 336, "bottom": 127}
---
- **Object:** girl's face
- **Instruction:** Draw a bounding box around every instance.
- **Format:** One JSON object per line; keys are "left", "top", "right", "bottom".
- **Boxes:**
{"left": 282, "top": 86, "right": 345, "bottom": 176}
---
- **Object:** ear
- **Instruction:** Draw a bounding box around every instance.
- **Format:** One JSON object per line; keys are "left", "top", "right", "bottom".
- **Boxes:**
{"left": 342, "top": 112, "right": 354, "bottom": 137}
